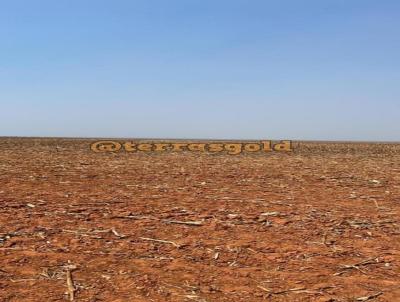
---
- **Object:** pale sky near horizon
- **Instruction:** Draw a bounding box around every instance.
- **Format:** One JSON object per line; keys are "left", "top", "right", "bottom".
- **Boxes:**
{"left": 1, "top": 0, "right": 399, "bottom": 141}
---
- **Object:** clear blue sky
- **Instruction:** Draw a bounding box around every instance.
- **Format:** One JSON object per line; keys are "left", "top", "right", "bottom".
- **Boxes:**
{"left": 1, "top": 0, "right": 399, "bottom": 141}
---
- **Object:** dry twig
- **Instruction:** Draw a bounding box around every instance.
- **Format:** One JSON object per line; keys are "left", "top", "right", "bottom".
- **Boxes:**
{"left": 65, "top": 263, "right": 77, "bottom": 301}
{"left": 140, "top": 237, "right": 181, "bottom": 248}
{"left": 356, "top": 292, "right": 383, "bottom": 301}
{"left": 334, "top": 258, "right": 379, "bottom": 276}
{"left": 164, "top": 220, "right": 203, "bottom": 226}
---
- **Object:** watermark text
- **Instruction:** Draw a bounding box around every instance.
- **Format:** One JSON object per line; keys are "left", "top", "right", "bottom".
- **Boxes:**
{"left": 91, "top": 140, "right": 293, "bottom": 155}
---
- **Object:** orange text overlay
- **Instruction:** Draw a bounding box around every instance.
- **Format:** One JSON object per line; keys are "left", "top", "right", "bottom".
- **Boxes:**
{"left": 91, "top": 140, "right": 293, "bottom": 155}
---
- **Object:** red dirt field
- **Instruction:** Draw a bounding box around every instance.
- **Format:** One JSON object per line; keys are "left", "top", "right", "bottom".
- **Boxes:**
{"left": 0, "top": 138, "right": 399, "bottom": 302}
